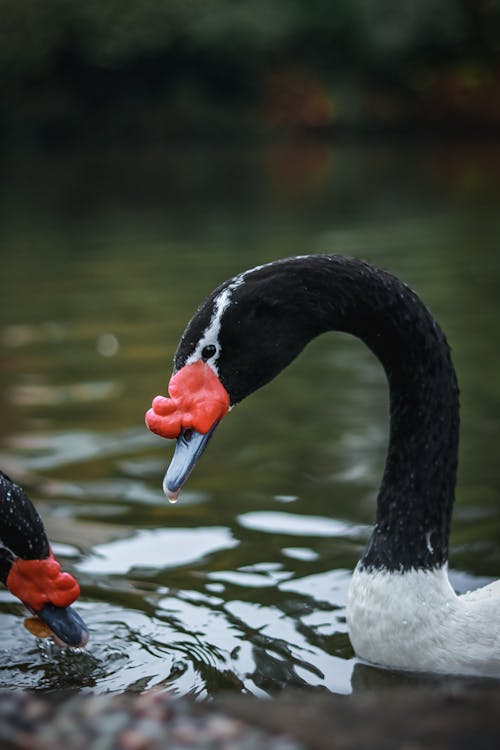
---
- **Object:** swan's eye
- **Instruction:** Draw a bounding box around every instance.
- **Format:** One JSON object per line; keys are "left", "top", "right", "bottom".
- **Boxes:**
{"left": 201, "top": 344, "right": 217, "bottom": 361}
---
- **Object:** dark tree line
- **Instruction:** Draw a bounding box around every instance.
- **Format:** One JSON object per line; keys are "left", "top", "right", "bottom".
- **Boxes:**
{"left": 1, "top": 0, "right": 499, "bottom": 146}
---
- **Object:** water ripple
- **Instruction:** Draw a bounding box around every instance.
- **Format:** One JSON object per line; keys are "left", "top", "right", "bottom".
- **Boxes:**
{"left": 77, "top": 527, "right": 238, "bottom": 575}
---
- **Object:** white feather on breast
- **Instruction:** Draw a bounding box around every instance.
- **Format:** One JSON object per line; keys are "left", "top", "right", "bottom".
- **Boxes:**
{"left": 347, "top": 564, "right": 500, "bottom": 676}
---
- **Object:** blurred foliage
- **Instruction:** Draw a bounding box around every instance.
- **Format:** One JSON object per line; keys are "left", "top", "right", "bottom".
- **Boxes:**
{"left": 0, "top": 0, "right": 499, "bottom": 144}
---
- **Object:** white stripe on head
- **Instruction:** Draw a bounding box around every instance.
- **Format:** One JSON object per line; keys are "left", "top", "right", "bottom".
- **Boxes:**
{"left": 185, "top": 257, "right": 310, "bottom": 374}
{"left": 185, "top": 276, "right": 244, "bottom": 374}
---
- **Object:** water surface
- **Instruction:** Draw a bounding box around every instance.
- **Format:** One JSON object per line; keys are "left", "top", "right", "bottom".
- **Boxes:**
{"left": 1, "top": 144, "right": 499, "bottom": 695}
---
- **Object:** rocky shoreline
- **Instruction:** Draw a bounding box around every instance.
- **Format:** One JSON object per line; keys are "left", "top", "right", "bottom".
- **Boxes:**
{"left": 2, "top": 683, "right": 500, "bottom": 750}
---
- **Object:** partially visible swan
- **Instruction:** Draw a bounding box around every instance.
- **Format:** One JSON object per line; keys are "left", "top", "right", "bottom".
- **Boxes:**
{"left": 146, "top": 255, "right": 500, "bottom": 677}
{"left": 0, "top": 470, "right": 88, "bottom": 647}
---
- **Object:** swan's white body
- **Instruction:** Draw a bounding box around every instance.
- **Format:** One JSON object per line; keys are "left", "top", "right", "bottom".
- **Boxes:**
{"left": 347, "top": 565, "right": 500, "bottom": 676}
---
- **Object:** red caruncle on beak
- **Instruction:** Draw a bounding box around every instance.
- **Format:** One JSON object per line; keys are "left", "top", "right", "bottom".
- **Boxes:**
{"left": 145, "top": 360, "right": 230, "bottom": 439}
{"left": 6, "top": 549, "right": 80, "bottom": 612}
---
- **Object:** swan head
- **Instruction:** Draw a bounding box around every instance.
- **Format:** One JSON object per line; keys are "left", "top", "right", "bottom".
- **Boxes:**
{"left": 145, "top": 259, "right": 320, "bottom": 498}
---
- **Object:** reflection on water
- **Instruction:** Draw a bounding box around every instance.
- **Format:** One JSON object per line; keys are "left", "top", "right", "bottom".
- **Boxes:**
{"left": 1, "top": 144, "right": 500, "bottom": 696}
{"left": 78, "top": 527, "right": 238, "bottom": 574}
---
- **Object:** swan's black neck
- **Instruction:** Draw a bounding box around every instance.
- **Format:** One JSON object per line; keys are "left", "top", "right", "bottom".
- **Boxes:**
{"left": 177, "top": 255, "right": 460, "bottom": 572}
{"left": 0, "top": 471, "right": 50, "bottom": 583}
{"left": 310, "top": 258, "right": 460, "bottom": 573}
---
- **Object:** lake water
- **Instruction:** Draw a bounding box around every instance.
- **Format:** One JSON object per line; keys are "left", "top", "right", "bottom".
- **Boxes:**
{"left": 1, "top": 143, "right": 499, "bottom": 696}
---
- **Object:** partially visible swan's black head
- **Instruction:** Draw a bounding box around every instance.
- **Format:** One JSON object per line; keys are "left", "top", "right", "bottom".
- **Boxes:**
{"left": 146, "top": 255, "right": 459, "bottom": 572}
{"left": 0, "top": 471, "right": 88, "bottom": 647}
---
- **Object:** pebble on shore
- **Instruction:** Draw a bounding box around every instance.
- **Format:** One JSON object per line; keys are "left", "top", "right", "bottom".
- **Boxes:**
{"left": 2, "top": 683, "right": 500, "bottom": 750}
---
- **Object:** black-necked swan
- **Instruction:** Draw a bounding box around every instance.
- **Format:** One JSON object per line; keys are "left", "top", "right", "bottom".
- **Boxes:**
{"left": 146, "top": 255, "right": 500, "bottom": 677}
{"left": 0, "top": 470, "right": 88, "bottom": 647}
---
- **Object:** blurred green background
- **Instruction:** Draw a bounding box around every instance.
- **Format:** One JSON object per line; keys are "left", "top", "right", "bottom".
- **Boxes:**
{"left": 1, "top": 0, "right": 499, "bottom": 147}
